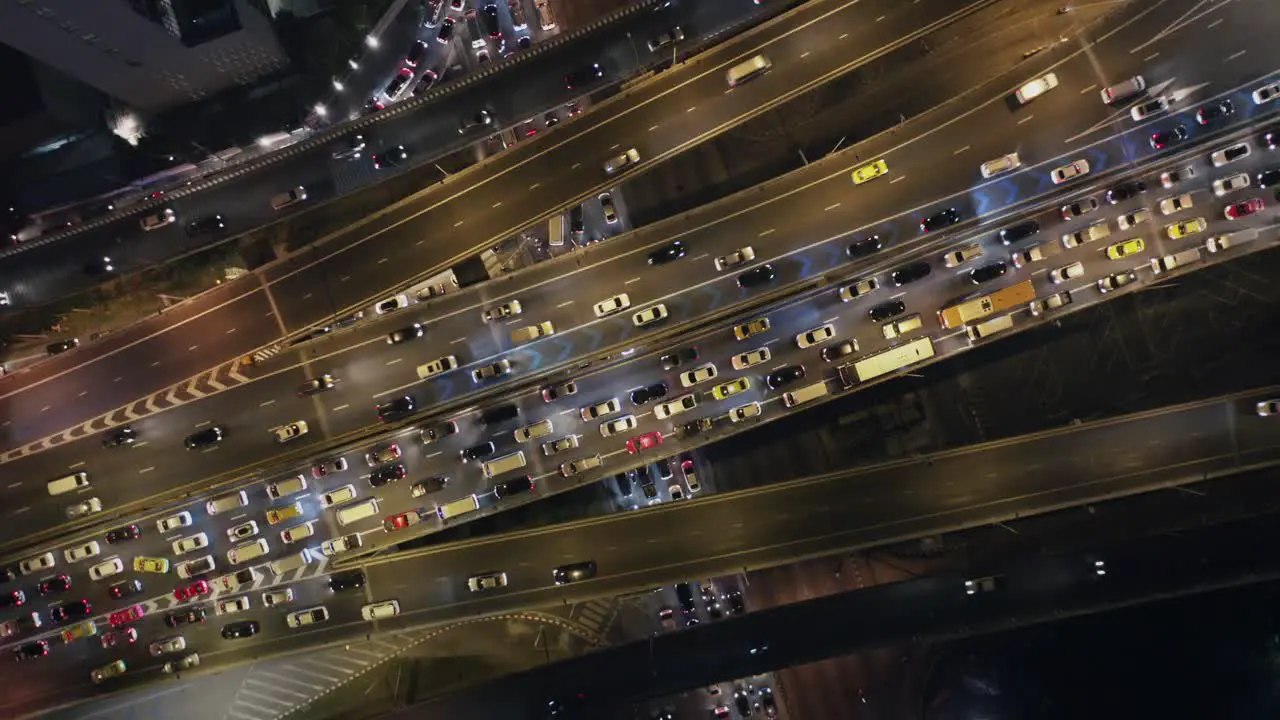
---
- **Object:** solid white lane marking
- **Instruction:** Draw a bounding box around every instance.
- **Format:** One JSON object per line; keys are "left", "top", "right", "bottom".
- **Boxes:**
{"left": 260, "top": 400, "right": 275, "bottom": 407}
{"left": 332, "top": 404, "right": 349, "bottom": 412}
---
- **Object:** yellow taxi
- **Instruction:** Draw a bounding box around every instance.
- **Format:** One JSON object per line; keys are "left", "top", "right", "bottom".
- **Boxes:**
{"left": 265, "top": 501, "right": 303, "bottom": 526}
{"left": 132, "top": 556, "right": 170, "bottom": 574}
{"left": 732, "top": 317, "right": 771, "bottom": 342}
{"left": 851, "top": 159, "right": 889, "bottom": 185}
{"left": 1105, "top": 237, "right": 1145, "bottom": 260}
{"left": 1166, "top": 217, "right": 1207, "bottom": 239}
{"left": 711, "top": 377, "right": 751, "bottom": 401}
{"left": 60, "top": 621, "right": 98, "bottom": 644}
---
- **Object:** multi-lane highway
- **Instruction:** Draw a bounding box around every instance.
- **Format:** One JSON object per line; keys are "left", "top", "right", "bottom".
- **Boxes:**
{"left": 0, "top": 0, "right": 994, "bottom": 451}
{"left": 1, "top": 385, "right": 1276, "bottom": 715}
{"left": 2, "top": 0, "right": 1276, "bottom": 548}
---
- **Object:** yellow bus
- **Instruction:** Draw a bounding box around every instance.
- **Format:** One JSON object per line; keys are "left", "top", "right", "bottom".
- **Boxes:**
{"left": 937, "top": 279, "right": 1036, "bottom": 329}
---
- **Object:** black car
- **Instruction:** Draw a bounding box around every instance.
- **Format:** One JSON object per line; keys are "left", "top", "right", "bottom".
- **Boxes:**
{"left": 655, "top": 459, "right": 672, "bottom": 480}
{"left": 387, "top": 324, "right": 424, "bottom": 344}
{"left": 481, "top": 3, "right": 501, "bottom": 36}
{"left": 890, "top": 260, "right": 931, "bottom": 286}
{"left": 0, "top": 567, "right": 16, "bottom": 584}
{"left": 493, "top": 475, "right": 535, "bottom": 499}
{"left": 820, "top": 340, "right": 857, "bottom": 362}
{"left": 612, "top": 473, "right": 634, "bottom": 496}
{"left": 766, "top": 365, "right": 806, "bottom": 390}
{"left": 184, "top": 425, "right": 224, "bottom": 450}
{"left": 969, "top": 262, "right": 1009, "bottom": 284}
{"left": 186, "top": 214, "right": 225, "bottom": 236}
{"left": 1105, "top": 181, "right": 1146, "bottom": 204}
{"left": 1150, "top": 125, "right": 1187, "bottom": 150}
{"left": 564, "top": 62, "right": 604, "bottom": 89}
{"left": 166, "top": 607, "right": 207, "bottom": 627}
{"left": 372, "top": 145, "right": 409, "bottom": 169}
{"left": 102, "top": 427, "right": 137, "bottom": 448}
{"left": 641, "top": 480, "right": 659, "bottom": 500}
{"left": 329, "top": 570, "right": 366, "bottom": 592}
{"left": 552, "top": 560, "right": 598, "bottom": 584}
{"left": 405, "top": 39, "right": 427, "bottom": 67}
{"left": 221, "top": 620, "right": 260, "bottom": 640}
{"left": 419, "top": 420, "right": 459, "bottom": 444}
{"left": 0, "top": 590, "right": 24, "bottom": 607}
{"left": 458, "top": 109, "right": 492, "bottom": 134}
{"left": 737, "top": 264, "right": 776, "bottom": 289}
{"left": 1195, "top": 98, "right": 1233, "bottom": 125}
{"left": 998, "top": 220, "right": 1040, "bottom": 245}
{"left": 675, "top": 583, "right": 696, "bottom": 614}
{"left": 369, "top": 463, "right": 407, "bottom": 487}
{"left": 920, "top": 207, "right": 961, "bottom": 232}
{"left": 760, "top": 686, "right": 777, "bottom": 714}
{"left": 647, "top": 241, "right": 686, "bottom": 265}
{"left": 105, "top": 525, "right": 140, "bottom": 544}
{"left": 479, "top": 403, "right": 520, "bottom": 425}
{"left": 109, "top": 579, "right": 143, "bottom": 599}
{"left": 52, "top": 599, "right": 92, "bottom": 622}
{"left": 660, "top": 347, "right": 699, "bottom": 371}
{"left": 846, "top": 235, "right": 883, "bottom": 258}
{"left": 868, "top": 300, "right": 907, "bottom": 322}
{"left": 1257, "top": 168, "right": 1280, "bottom": 188}
{"left": 675, "top": 416, "right": 715, "bottom": 438}
{"left": 461, "top": 441, "right": 497, "bottom": 462}
{"left": 13, "top": 641, "right": 48, "bottom": 662}
{"left": 569, "top": 205, "right": 585, "bottom": 237}
{"left": 377, "top": 395, "right": 417, "bottom": 422}
{"left": 630, "top": 382, "right": 668, "bottom": 406}
{"left": 726, "top": 590, "right": 745, "bottom": 614}
{"left": 436, "top": 16, "right": 455, "bottom": 43}
{"left": 82, "top": 256, "right": 115, "bottom": 276}
{"left": 297, "top": 375, "right": 336, "bottom": 396}
{"left": 1268, "top": 130, "right": 1280, "bottom": 150}
{"left": 734, "top": 688, "right": 751, "bottom": 716}
{"left": 46, "top": 339, "right": 79, "bottom": 356}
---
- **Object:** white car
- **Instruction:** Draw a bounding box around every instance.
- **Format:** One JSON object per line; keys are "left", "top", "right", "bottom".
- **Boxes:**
{"left": 216, "top": 596, "right": 252, "bottom": 616}
{"left": 1253, "top": 81, "right": 1280, "bottom": 105}
{"left": 1212, "top": 173, "right": 1251, "bottom": 197}
{"left": 1129, "top": 96, "right": 1169, "bottom": 122}
{"left": 281, "top": 522, "right": 315, "bottom": 544}
{"left": 19, "top": 552, "right": 55, "bottom": 575}
{"left": 467, "top": 572, "right": 509, "bottom": 592}
{"left": 980, "top": 153, "right": 1021, "bottom": 179}
{"left": 600, "top": 193, "right": 618, "bottom": 224}
{"left": 287, "top": 606, "right": 330, "bottom": 628}
{"left": 1205, "top": 234, "right": 1232, "bottom": 253}
{"left": 149, "top": 636, "right": 186, "bottom": 656}
{"left": 838, "top": 277, "right": 878, "bottom": 301}
{"left": 593, "top": 294, "right": 631, "bottom": 318}
{"left": 729, "top": 401, "right": 763, "bottom": 423}
{"left": 731, "top": 347, "right": 771, "bottom": 371}
{"left": 541, "top": 435, "right": 580, "bottom": 456}
{"left": 172, "top": 534, "right": 209, "bottom": 556}
{"left": 64, "top": 541, "right": 101, "bottom": 564}
{"left": 654, "top": 394, "right": 698, "bottom": 420}
{"left": 361, "top": 601, "right": 401, "bottom": 621}
{"left": 418, "top": 356, "right": 458, "bottom": 379}
{"left": 1158, "top": 193, "right": 1193, "bottom": 215}
{"left": 1210, "top": 142, "right": 1251, "bottom": 167}
{"left": 1029, "top": 291, "right": 1072, "bottom": 317}
{"left": 162, "top": 654, "right": 201, "bottom": 674}
{"left": 669, "top": 484, "right": 685, "bottom": 501}
{"left": 600, "top": 415, "right": 638, "bottom": 437}
{"left": 89, "top": 558, "right": 125, "bottom": 581}
{"left": 226, "top": 521, "right": 259, "bottom": 541}
{"left": 1015, "top": 72, "right": 1058, "bottom": 104}
{"left": 679, "top": 363, "right": 718, "bottom": 388}
{"left": 942, "top": 244, "right": 982, "bottom": 268}
{"left": 263, "top": 589, "right": 295, "bottom": 607}
{"left": 139, "top": 208, "right": 176, "bottom": 231}
{"left": 273, "top": 421, "right": 308, "bottom": 444}
{"left": 580, "top": 398, "right": 621, "bottom": 421}
{"left": 795, "top": 324, "right": 835, "bottom": 349}
{"left": 65, "top": 497, "right": 104, "bottom": 519}
{"left": 1160, "top": 166, "right": 1196, "bottom": 189}
{"left": 156, "top": 511, "right": 193, "bottom": 533}
{"left": 1050, "top": 159, "right": 1090, "bottom": 184}
{"left": 714, "top": 247, "right": 755, "bottom": 271}
{"left": 482, "top": 300, "right": 522, "bottom": 322}
{"left": 320, "top": 535, "right": 360, "bottom": 556}
{"left": 632, "top": 304, "right": 669, "bottom": 328}
{"left": 320, "top": 484, "right": 357, "bottom": 508}
{"left": 1049, "top": 261, "right": 1085, "bottom": 284}
{"left": 1115, "top": 209, "right": 1151, "bottom": 230}
{"left": 559, "top": 454, "right": 603, "bottom": 477}
{"left": 1257, "top": 399, "right": 1280, "bottom": 416}
{"left": 375, "top": 294, "right": 409, "bottom": 314}
{"left": 1097, "top": 270, "right": 1138, "bottom": 294}
{"left": 603, "top": 147, "right": 640, "bottom": 175}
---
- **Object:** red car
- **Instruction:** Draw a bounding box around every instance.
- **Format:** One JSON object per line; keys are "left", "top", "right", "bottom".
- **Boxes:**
{"left": 174, "top": 579, "right": 210, "bottom": 601}
{"left": 1224, "top": 197, "right": 1264, "bottom": 220}
{"left": 109, "top": 604, "right": 146, "bottom": 627}
{"left": 626, "top": 431, "right": 664, "bottom": 454}
{"left": 383, "top": 510, "right": 424, "bottom": 532}
{"left": 100, "top": 628, "right": 137, "bottom": 648}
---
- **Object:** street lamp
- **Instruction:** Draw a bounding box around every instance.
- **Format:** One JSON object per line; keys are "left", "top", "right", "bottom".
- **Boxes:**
{"left": 332, "top": 79, "right": 344, "bottom": 92}
{"left": 365, "top": 35, "right": 379, "bottom": 49}
{"left": 314, "top": 104, "right": 328, "bottom": 117}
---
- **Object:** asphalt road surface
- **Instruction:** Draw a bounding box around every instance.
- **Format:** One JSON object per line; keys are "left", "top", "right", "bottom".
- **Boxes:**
{"left": 2, "top": 0, "right": 1276, "bottom": 549}
{"left": 1, "top": 385, "right": 1276, "bottom": 716}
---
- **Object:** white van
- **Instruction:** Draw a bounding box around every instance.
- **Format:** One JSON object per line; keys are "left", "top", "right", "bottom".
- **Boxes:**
{"left": 1150, "top": 248, "right": 1203, "bottom": 274}
{"left": 266, "top": 475, "right": 307, "bottom": 500}
{"left": 783, "top": 381, "right": 831, "bottom": 408}
{"left": 336, "top": 498, "right": 380, "bottom": 527}
{"left": 47, "top": 471, "right": 90, "bottom": 496}
{"left": 966, "top": 315, "right": 1015, "bottom": 343}
{"left": 513, "top": 419, "right": 553, "bottom": 443}
{"left": 214, "top": 568, "right": 260, "bottom": 592}
{"left": 176, "top": 555, "right": 215, "bottom": 579}
{"left": 227, "top": 538, "right": 270, "bottom": 565}
{"left": 268, "top": 550, "right": 312, "bottom": 576}
{"left": 437, "top": 494, "right": 480, "bottom": 520}
{"left": 726, "top": 55, "right": 772, "bottom": 88}
{"left": 417, "top": 356, "right": 459, "bottom": 380}
{"left": 482, "top": 451, "right": 528, "bottom": 478}
{"left": 511, "top": 321, "right": 554, "bottom": 344}
{"left": 206, "top": 490, "right": 248, "bottom": 516}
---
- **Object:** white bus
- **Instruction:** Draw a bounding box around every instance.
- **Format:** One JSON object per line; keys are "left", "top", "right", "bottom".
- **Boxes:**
{"left": 838, "top": 337, "right": 936, "bottom": 386}
{"left": 437, "top": 494, "right": 481, "bottom": 520}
